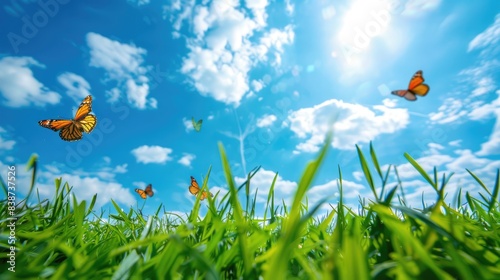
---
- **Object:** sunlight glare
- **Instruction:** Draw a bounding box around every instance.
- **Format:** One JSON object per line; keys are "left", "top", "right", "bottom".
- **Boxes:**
{"left": 338, "top": 0, "right": 392, "bottom": 51}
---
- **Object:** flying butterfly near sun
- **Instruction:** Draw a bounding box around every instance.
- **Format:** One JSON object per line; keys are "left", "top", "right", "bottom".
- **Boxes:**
{"left": 391, "top": 70, "right": 430, "bottom": 101}
{"left": 135, "top": 184, "right": 154, "bottom": 199}
{"left": 38, "top": 95, "right": 97, "bottom": 141}
{"left": 188, "top": 176, "right": 213, "bottom": 200}
{"left": 192, "top": 117, "right": 203, "bottom": 132}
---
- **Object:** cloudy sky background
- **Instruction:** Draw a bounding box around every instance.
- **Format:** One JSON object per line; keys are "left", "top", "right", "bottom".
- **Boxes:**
{"left": 1, "top": 0, "right": 499, "bottom": 217}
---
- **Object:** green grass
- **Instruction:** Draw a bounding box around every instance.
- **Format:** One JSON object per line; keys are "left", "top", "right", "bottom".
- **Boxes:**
{"left": 1, "top": 139, "right": 500, "bottom": 279}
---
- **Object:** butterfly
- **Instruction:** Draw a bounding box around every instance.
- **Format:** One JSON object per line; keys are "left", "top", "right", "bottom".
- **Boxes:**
{"left": 192, "top": 117, "right": 203, "bottom": 132}
{"left": 135, "top": 184, "right": 154, "bottom": 199}
{"left": 38, "top": 95, "right": 97, "bottom": 141}
{"left": 391, "top": 70, "right": 430, "bottom": 101}
{"left": 188, "top": 176, "right": 213, "bottom": 200}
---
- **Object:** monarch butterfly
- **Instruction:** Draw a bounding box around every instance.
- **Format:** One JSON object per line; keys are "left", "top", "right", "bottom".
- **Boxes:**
{"left": 192, "top": 117, "right": 203, "bottom": 132}
{"left": 391, "top": 70, "right": 430, "bottom": 101}
{"left": 188, "top": 176, "right": 213, "bottom": 200}
{"left": 135, "top": 184, "right": 154, "bottom": 199}
{"left": 38, "top": 95, "right": 97, "bottom": 141}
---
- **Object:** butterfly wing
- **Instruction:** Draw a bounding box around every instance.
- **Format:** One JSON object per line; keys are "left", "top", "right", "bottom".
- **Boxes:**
{"left": 407, "top": 70, "right": 424, "bottom": 90}
{"left": 135, "top": 188, "right": 147, "bottom": 199}
{"left": 145, "top": 184, "right": 154, "bottom": 197}
{"left": 391, "top": 90, "right": 408, "bottom": 97}
{"left": 189, "top": 176, "right": 200, "bottom": 195}
{"left": 38, "top": 119, "right": 74, "bottom": 131}
{"left": 74, "top": 95, "right": 93, "bottom": 121}
{"left": 38, "top": 95, "right": 96, "bottom": 141}
{"left": 408, "top": 70, "right": 430, "bottom": 96}
{"left": 391, "top": 90, "right": 417, "bottom": 101}
{"left": 59, "top": 123, "right": 83, "bottom": 141}
{"left": 200, "top": 191, "right": 214, "bottom": 200}
{"left": 196, "top": 120, "right": 202, "bottom": 132}
{"left": 192, "top": 117, "right": 202, "bottom": 132}
{"left": 410, "top": 84, "right": 430, "bottom": 96}
{"left": 80, "top": 114, "right": 97, "bottom": 133}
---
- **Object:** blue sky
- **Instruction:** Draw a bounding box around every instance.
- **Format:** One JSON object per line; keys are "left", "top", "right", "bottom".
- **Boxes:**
{"left": 1, "top": 0, "right": 499, "bottom": 217}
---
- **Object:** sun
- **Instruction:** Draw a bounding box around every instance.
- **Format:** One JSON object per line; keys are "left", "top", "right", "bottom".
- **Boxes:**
{"left": 337, "top": 0, "right": 393, "bottom": 51}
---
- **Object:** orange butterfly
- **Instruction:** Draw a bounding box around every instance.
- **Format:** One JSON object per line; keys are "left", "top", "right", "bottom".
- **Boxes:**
{"left": 391, "top": 70, "right": 430, "bottom": 101}
{"left": 38, "top": 95, "right": 97, "bottom": 141}
{"left": 135, "top": 184, "right": 154, "bottom": 199}
{"left": 188, "top": 176, "right": 213, "bottom": 200}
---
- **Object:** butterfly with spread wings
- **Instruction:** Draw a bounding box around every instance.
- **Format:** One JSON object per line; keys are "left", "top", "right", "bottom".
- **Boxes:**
{"left": 38, "top": 95, "right": 97, "bottom": 141}
{"left": 391, "top": 70, "right": 430, "bottom": 101}
{"left": 135, "top": 184, "right": 154, "bottom": 199}
{"left": 188, "top": 176, "right": 213, "bottom": 200}
{"left": 192, "top": 117, "right": 203, "bottom": 132}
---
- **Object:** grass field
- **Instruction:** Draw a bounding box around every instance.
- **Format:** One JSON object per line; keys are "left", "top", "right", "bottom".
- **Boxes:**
{"left": 1, "top": 139, "right": 500, "bottom": 279}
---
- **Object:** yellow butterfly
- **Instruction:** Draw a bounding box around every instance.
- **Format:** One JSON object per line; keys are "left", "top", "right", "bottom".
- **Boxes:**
{"left": 135, "top": 184, "right": 154, "bottom": 199}
{"left": 38, "top": 95, "right": 97, "bottom": 141}
{"left": 391, "top": 70, "right": 430, "bottom": 101}
{"left": 188, "top": 176, "right": 213, "bottom": 200}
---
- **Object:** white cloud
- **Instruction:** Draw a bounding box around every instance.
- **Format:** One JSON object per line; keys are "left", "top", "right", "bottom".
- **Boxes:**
{"left": 0, "top": 127, "right": 15, "bottom": 150}
{"left": 103, "top": 156, "right": 111, "bottom": 164}
{"left": 260, "top": 26, "right": 295, "bottom": 67}
{"left": 131, "top": 145, "right": 173, "bottom": 164}
{"left": 0, "top": 160, "right": 135, "bottom": 209}
{"left": 308, "top": 179, "right": 366, "bottom": 206}
{"left": 472, "top": 77, "right": 495, "bottom": 97}
{"left": 183, "top": 117, "right": 194, "bottom": 132}
{"left": 476, "top": 107, "right": 500, "bottom": 156}
{"left": 57, "top": 72, "right": 91, "bottom": 102}
{"left": 127, "top": 0, "right": 150, "bottom": 7}
{"left": 86, "top": 32, "right": 156, "bottom": 109}
{"left": 234, "top": 168, "right": 296, "bottom": 203}
{"left": 426, "top": 143, "right": 445, "bottom": 155}
{"left": 446, "top": 149, "right": 491, "bottom": 172}
{"left": 256, "top": 114, "right": 277, "bottom": 127}
{"left": 285, "top": 0, "right": 294, "bottom": 16}
{"left": 251, "top": 79, "right": 264, "bottom": 92}
{"left": 391, "top": 146, "right": 498, "bottom": 190}
{"left": 168, "top": 0, "right": 294, "bottom": 106}
{"left": 125, "top": 78, "right": 157, "bottom": 109}
{"left": 448, "top": 140, "right": 462, "bottom": 147}
{"left": 468, "top": 13, "right": 500, "bottom": 54}
{"left": 287, "top": 99, "right": 409, "bottom": 153}
{"left": 382, "top": 98, "right": 397, "bottom": 108}
{"left": 354, "top": 135, "right": 500, "bottom": 209}
{"left": 113, "top": 164, "right": 128, "bottom": 174}
{"left": 0, "top": 56, "right": 60, "bottom": 107}
{"left": 162, "top": 0, "right": 195, "bottom": 38}
{"left": 105, "top": 87, "right": 121, "bottom": 103}
{"left": 429, "top": 98, "right": 468, "bottom": 124}
{"left": 429, "top": 60, "right": 499, "bottom": 125}
{"left": 468, "top": 91, "right": 500, "bottom": 121}
{"left": 178, "top": 153, "right": 196, "bottom": 167}
{"left": 401, "top": 0, "right": 442, "bottom": 17}
{"left": 61, "top": 175, "right": 136, "bottom": 208}
{"left": 459, "top": 60, "right": 499, "bottom": 97}
{"left": 133, "top": 181, "right": 147, "bottom": 189}
{"left": 407, "top": 154, "right": 454, "bottom": 177}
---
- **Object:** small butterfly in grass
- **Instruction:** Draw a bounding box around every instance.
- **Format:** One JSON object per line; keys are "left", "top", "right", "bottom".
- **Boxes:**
{"left": 135, "top": 184, "right": 154, "bottom": 199}
{"left": 38, "top": 95, "right": 97, "bottom": 141}
{"left": 192, "top": 117, "right": 203, "bottom": 132}
{"left": 391, "top": 70, "right": 430, "bottom": 101}
{"left": 188, "top": 176, "right": 213, "bottom": 200}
